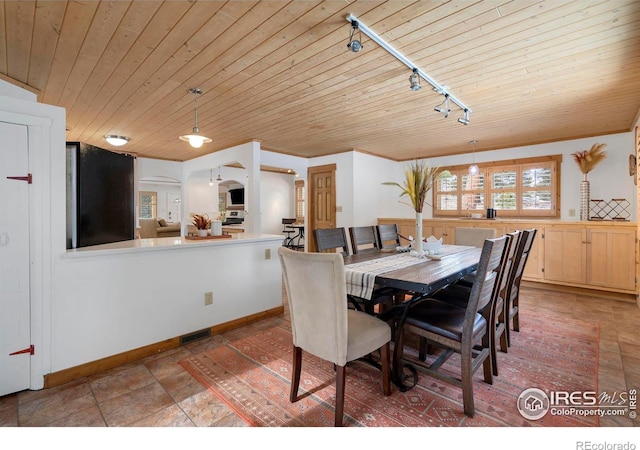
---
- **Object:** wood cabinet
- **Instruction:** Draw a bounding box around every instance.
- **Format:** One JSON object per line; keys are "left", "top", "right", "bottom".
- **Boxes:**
{"left": 378, "top": 217, "right": 637, "bottom": 296}
{"left": 543, "top": 227, "right": 587, "bottom": 284}
{"left": 587, "top": 227, "right": 636, "bottom": 291}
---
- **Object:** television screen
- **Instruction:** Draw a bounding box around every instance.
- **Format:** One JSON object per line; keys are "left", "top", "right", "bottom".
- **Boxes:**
{"left": 229, "top": 188, "right": 244, "bottom": 204}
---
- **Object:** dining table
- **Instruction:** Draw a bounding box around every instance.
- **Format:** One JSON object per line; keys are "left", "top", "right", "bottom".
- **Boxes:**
{"left": 343, "top": 245, "right": 482, "bottom": 390}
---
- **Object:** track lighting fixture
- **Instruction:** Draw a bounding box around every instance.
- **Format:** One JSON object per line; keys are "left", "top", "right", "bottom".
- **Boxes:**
{"left": 346, "top": 14, "right": 471, "bottom": 124}
{"left": 179, "top": 88, "right": 212, "bottom": 148}
{"left": 458, "top": 109, "right": 470, "bottom": 125}
{"left": 347, "top": 20, "right": 363, "bottom": 52}
{"left": 434, "top": 95, "right": 451, "bottom": 118}
{"left": 469, "top": 139, "right": 479, "bottom": 175}
{"left": 216, "top": 166, "right": 222, "bottom": 181}
{"left": 409, "top": 68, "right": 421, "bottom": 91}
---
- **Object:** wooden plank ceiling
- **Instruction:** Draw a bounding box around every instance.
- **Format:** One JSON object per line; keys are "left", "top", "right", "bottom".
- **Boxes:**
{"left": 2, "top": 0, "right": 640, "bottom": 162}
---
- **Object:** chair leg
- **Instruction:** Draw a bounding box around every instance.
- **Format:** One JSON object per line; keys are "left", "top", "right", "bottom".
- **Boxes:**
{"left": 513, "top": 304, "right": 520, "bottom": 332}
{"left": 460, "top": 346, "right": 475, "bottom": 418}
{"left": 290, "top": 346, "right": 302, "bottom": 403}
{"left": 380, "top": 342, "right": 391, "bottom": 396}
{"left": 335, "top": 365, "right": 346, "bottom": 427}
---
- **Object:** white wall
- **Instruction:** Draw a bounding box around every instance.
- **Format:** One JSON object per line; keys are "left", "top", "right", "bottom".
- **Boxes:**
{"left": 260, "top": 171, "right": 296, "bottom": 235}
{"left": 430, "top": 133, "right": 636, "bottom": 221}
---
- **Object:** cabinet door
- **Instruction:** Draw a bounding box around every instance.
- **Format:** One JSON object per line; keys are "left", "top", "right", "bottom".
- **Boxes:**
{"left": 543, "top": 227, "right": 587, "bottom": 283}
{"left": 588, "top": 228, "right": 636, "bottom": 291}
{"left": 506, "top": 224, "right": 543, "bottom": 280}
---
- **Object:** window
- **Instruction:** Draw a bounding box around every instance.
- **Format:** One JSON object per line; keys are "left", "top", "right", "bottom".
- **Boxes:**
{"left": 139, "top": 191, "right": 157, "bottom": 219}
{"left": 434, "top": 155, "right": 560, "bottom": 218}
{"left": 295, "top": 180, "right": 305, "bottom": 223}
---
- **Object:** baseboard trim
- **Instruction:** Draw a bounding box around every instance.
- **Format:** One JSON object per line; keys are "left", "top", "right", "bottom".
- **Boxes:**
{"left": 44, "top": 305, "right": 285, "bottom": 388}
{"left": 522, "top": 281, "right": 637, "bottom": 303}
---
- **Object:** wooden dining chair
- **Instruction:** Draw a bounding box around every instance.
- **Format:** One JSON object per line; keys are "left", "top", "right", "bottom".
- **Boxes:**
{"left": 432, "top": 231, "right": 520, "bottom": 376}
{"left": 349, "top": 226, "right": 380, "bottom": 254}
{"left": 398, "top": 235, "right": 508, "bottom": 418}
{"left": 278, "top": 247, "right": 392, "bottom": 426}
{"left": 376, "top": 223, "right": 401, "bottom": 250}
{"left": 314, "top": 227, "right": 350, "bottom": 256}
{"left": 504, "top": 228, "right": 537, "bottom": 346}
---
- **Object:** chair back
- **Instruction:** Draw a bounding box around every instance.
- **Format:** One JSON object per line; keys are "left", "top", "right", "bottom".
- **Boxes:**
{"left": 282, "top": 218, "right": 296, "bottom": 233}
{"left": 455, "top": 227, "right": 497, "bottom": 247}
{"left": 314, "top": 227, "right": 350, "bottom": 256}
{"left": 278, "top": 247, "right": 349, "bottom": 365}
{"left": 507, "top": 228, "right": 537, "bottom": 303}
{"left": 377, "top": 224, "right": 401, "bottom": 249}
{"left": 497, "top": 231, "right": 522, "bottom": 303}
{"left": 349, "top": 226, "right": 379, "bottom": 254}
{"left": 465, "top": 235, "right": 508, "bottom": 321}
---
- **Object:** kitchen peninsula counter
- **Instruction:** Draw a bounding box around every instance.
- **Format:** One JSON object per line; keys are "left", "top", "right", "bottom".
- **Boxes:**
{"left": 65, "top": 233, "right": 281, "bottom": 258}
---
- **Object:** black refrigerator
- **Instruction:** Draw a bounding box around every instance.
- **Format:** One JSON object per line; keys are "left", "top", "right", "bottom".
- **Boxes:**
{"left": 66, "top": 142, "right": 135, "bottom": 249}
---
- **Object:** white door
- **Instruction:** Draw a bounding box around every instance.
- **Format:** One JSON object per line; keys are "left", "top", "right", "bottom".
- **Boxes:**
{"left": 0, "top": 121, "right": 31, "bottom": 396}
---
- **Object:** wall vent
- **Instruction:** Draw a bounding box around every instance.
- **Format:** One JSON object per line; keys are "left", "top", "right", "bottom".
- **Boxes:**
{"left": 179, "top": 328, "right": 211, "bottom": 345}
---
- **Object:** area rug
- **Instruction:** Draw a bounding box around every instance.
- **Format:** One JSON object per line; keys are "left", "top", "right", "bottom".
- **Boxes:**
{"left": 180, "top": 311, "right": 599, "bottom": 427}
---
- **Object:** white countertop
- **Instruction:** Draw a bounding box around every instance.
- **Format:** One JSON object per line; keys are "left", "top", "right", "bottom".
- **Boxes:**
{"left": 65, "top": 233, "right": 284, "bottom": 258}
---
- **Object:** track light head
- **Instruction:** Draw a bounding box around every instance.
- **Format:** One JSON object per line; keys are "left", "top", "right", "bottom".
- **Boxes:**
{"left": 434, "top": 95, "right": 451, "bottom": 118}
{"left": 347, "top": 21, "right": 363, "bottom": 52}
{"left": 409, "top": 68, "right": 421, "bottom": 91}
{"left": 458, "top": 109, "right": 471, "bottom": 125}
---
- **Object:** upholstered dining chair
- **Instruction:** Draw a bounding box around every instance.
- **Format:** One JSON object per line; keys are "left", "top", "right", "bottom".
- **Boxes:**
{"left": 432, "top": 231, "right": 520, "bottom": 376}
{"left": 398, "top": 235, "right": 508, "bottom": 418}
{"left": 454, "top": 227, "right": 497, "bottom": 247}
{"left": 314, "top": 227, "right": 350, "bottom": 256}
{"left": 277, "top": 247, "right": 392, "bottom": 426}
{"left": 376, "top": 223, "right": 401, "bottom": 250}
{"left": 504, "top": 228, "right": 537, "bottom": 346}
{"left": 349, "top": 226, "right": 380, "bottom": 254}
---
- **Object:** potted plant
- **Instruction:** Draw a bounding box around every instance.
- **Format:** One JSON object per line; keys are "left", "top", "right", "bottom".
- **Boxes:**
{"left": 383, "top": 160, "right": 449, "bottom": 256}
{"left": 192, "top": 214, "right": 211, "bottom": 237}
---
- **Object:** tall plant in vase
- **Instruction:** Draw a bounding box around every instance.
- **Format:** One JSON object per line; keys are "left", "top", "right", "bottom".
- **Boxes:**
{"left": 571, "top": 143, "right": 607, "bottom": 221}
{"left": 383, "top": 161, "right": 449, "bottom": 256}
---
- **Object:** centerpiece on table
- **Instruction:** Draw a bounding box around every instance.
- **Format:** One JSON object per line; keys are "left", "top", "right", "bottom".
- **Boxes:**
{"left": 571, "top": 143, "right": 606, "bottom": 221}
{"left": 383, "top": 160, "right": 449, "bottom": 257}
{"left": 192, "top": 213, "right": 211, "bottom": 237}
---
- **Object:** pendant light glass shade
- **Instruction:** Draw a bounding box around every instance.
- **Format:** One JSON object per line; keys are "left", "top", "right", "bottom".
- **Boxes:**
{"left": 179, "top": 88, "right": 212, "bottom": 148}
{"left": 469, "top": 139, "right": 479, "bottom": 175}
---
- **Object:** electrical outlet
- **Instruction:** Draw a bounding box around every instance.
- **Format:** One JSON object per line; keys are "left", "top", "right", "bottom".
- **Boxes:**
{"left": 569, "top": 208, "right": 576, "bottom": 217}
{"left": 265, "top": 248, "right": 271, "bottom": 260}
{"left": 204, "top": 291, "right": 213, "bottom": 306}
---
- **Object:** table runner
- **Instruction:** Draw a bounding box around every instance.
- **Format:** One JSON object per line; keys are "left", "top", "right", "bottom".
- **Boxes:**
{"left": 344, "top": 245, "right": 474, "bottom": 300}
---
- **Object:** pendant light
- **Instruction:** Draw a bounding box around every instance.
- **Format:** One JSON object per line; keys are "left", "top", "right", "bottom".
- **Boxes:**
{"left": 179, "top": 88, "right": 212, "bottom": 148}
{"left": 208, "top": 169, "right": 214, "bottom": 186}
{"left": 469, "top": 140, "right": 479, "bottom": 175}
{"left": 216, "top": 165, "right": 222, "bottom": 181}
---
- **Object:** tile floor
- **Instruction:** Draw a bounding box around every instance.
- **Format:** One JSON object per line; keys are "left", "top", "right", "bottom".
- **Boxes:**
{"left": 0, "top": 285, "right": 638, "bottom": 427}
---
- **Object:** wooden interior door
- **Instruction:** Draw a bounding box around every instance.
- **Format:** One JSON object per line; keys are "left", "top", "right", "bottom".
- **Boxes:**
{"left": 308, "top": 164, "right": 336, "bottom": 252}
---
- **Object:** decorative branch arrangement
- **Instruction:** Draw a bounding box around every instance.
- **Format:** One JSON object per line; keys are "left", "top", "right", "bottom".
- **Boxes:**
{"left": 382, "top": 160, "right": 449, "bottom": 213}
{"left": 571, "top": 143, "right": 607, "bottom": 175}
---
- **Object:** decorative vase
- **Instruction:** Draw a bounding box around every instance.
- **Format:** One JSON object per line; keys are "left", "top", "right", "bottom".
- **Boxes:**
{"left": 197, "top": 229, "right": 208, "bottom": 237}
{"left": 414, "top": 211, "right": 424, "bottom": 255}
{"left": 580, "top": 174, "right": 590, "bottom": 221}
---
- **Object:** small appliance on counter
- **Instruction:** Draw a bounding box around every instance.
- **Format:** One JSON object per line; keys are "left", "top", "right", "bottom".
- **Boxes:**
{"left": 223, "top": 210, "right": 244, "bottom": 225}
